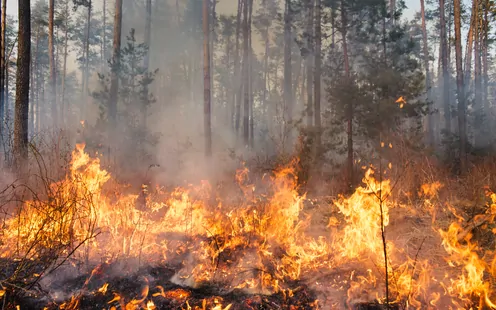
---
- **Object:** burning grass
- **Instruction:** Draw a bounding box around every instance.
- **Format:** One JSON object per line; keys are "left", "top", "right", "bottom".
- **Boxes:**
{"left": 1, "top": 144, "right": 496, "bottom": 309}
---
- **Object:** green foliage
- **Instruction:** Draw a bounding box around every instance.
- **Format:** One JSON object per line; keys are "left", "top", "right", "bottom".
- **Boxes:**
{"left": 70, "top": 10, "right": 110, "bottom": 74}
{"left": 323, "top": 0, "right": 428, "bottom": 164}
{"left": 92, "top": 29, "right": 159, "bottom": 174}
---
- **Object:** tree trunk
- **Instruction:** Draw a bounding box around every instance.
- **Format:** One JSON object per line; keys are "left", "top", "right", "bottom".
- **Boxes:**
{"left": 242, "top": 0, "right": 249, "bottom": 146}
{"left": 80, "top": 2, "right": 91, "bottom": 122}
{"left": 14, "top": 0, "right": 31, "bottom": 164}
{"left": 305, "top": 0, "right": 313, "bottom": 127}
{"left": 61, "top": 0, "right": 69, "bottom": 126}
{"left": 102, "top": 0, "right": 106, "bottom": 66}
{"left": 49, "top": 0, "right": 57, "bottom": 128}
{"left": 0, "top": 0, "right": 5, "bottom": 140}
{"left": 464, "top": 0, "right": 475, "bottom": 92}
{"left": 389, "top": 0, "right": 395, "bottom": 23}
{"left": 248, "top": 0, "right": 254, "bottom": 148}
{"left": 420, "top": 0, "right": 432, "bottom": 145}
{"left": 283, "top": 0, "right": 293, "bottom": 133}
{"left": 342, "top": 1, "right": 353, "bottom": 190}
{"left": 109, "top": 0, "right": 122, "bottom": 124}
{"left": 262, "top": 20, "right": 270, "bottom": 132}
{"left": 474, "top": 0, "right": 482, "bottom": 147}
{"left": 314, "top": 0, "right": 321, "bottom": 149}
{"left": 234, "top": 0, "right": 243, "bottom": 133}
{"left": 225, "top": 33, "right": 232, "bottom": 126}
{"left": 31, "top": 26, "right": 40, "bottom": 132}
{"left": 203, "top": 0, "right": 212, "bottom": 157}
{"left": 439, "top": 0, "right": 450, "bottom": 134}
{"left": 82, "top": 2, "right": 92, "bottom": 122}
{"left": 210, "top": 0, "right": 215, "bottom": 123}
{"left": 454, "top": 0, "right": 466, "bottom": 173}
{"left": 4, "top": 37, "right": 9, "bottom": 122}
{"left": 447, "top": 1, "right": 452, "bottom": 69}
{"left": 482, "top": 0, "right": 488, "bottom": 113}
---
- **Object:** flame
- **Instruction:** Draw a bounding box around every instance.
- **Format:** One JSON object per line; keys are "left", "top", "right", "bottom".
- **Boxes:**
{"left": 332, "top": 168, "right": 392, "bottom": 260}
{"left": 2, "top": 144, "right": 496, "bottom": 308}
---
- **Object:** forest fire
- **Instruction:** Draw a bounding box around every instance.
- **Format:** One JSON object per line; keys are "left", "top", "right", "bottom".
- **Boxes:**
{"left": 1, "top": 144, "right": 496, "bottom": 309}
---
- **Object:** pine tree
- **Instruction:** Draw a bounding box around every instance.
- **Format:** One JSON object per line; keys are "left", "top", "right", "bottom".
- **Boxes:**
{"left": 14, "top": 0, "right": 31, "bottom": 164}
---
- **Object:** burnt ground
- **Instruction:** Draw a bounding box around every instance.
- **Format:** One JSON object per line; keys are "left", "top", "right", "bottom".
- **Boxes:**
{"left": 1, "top": 259, "right": 402, "bottom": 310}
{"left": 3, "top": 260, "right": 318, "bottom": 310}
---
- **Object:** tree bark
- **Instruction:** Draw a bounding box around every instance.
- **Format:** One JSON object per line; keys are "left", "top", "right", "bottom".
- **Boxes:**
{"left": 314, "top": 0, "right": 321, "bottom": 149}
{"left": 242, "top": 0, "right": 249, "bottom": 146}
{"left": 283, "top": 0, "right": 293, "bottom": 133}
{"left": 14, "top": 0, "right": 31, "bottom": 164}
{"left": 49, "top": 0, "right": 57, "bottom": 128}
{"left": 61, "top": 0, "right": 69, "bottom": 126}
{"left": 109, "top": 0, "right": 122, "bottom": 124}
{"left": 420, "top": 0, "right": 432, "bottom": 145}
{"left": 439, "top": 0, "right": 451, "bottom": 134}
{"left": 305, "top": 0, "right": 313, "bottom": 127}
{"left": 234, "top": 0, "right": 243, "bottom": 133}
{"left": 262, "top": 16, "right": 270, "bottom": 133}
{"left": 81, "top": 1, "right": 92, "bottom": 122}
{"left": 248, "top": 0, "right": 254, "bottom": 148}
{"left": 341, "top": 1, "right": 353, "bottom": 190}
{"left": 225, "top": 31, "right": 232, "bottom": 126}
{"left": 210, "top": 0, "right": 216, "bottom": 124}
{"left": 102, "top": 0, "right": 106, "bottom": 66}
{"left": 474, "top": 0, "right": 482, "bottom": 147}
{"left": 31, "top": 26, "right": 40, "bottom": 132}
{"left": 4, "top": 36, "right": 9, "bottom": 121}
{"left": 0, "top": 0, "right": 5, "bottom": 140}
{"left": 203, "top": 0, "right": 212, "bottom": 157}
{"left": 454, "top": 0, "right": 466, "bottom": 173}
{"left": 482, "top": 0, "right": 488, "bottom": 113}
{"left": 464, "top": 0, "right": 475, "bottom": 92}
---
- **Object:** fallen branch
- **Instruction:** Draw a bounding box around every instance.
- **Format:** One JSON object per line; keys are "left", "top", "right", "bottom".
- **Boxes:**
{"left": 457, "top": 213, "right": 494, "bottom": 242}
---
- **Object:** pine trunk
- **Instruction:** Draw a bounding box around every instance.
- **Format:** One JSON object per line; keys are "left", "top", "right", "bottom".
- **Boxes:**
{"left": 0, "top": 0, "right": 5, "bottom": 140}
{"left": 242, "top": 0, "right": 249, "bottom": 146}
{"left": 225, "top": 32, "right": 232, "bottom": 127}
{"left": 14, "top": 0, "right": 31, "bottom": 164}
{"left": 31, "top": 26, "right": 40, "bottom": 132}
{"left": 49, "top": 0, "right": 57, "bottom": 128}
{"left": 210, "top": 0, "right": 215, "bottom": 125}
{"left": 61, "top": 0, "right": 69, "bottom": 126}
{"left": 454, "top": 0, "right": 466, "bottom": 173}
{"left": 464, "top": 0, "right": 475, "bottom": 91}
{"left": 203, "top": 0, "right": 212, "bottom": 157}
{"left": 82, "top": 2, "right": 92, "bottom": 122}
{"left": 305, "top": 0, "right": 313, "bottom": 127}
{"left": 4, "top": 37, "right": 8, "bottom": 121}
{"left": 482, "top": 0, "right": 488, "bottom": 112}
{"left": 248, "top": 0, "right": 254, "bottom": 148}
{"left": 102, "top": 0, "right": 106, "bottom": 66}
{"left": 439, "top": 0, "right": 450, "bottom": 134}
{"left": 474, "top": 0, "right": 482, "bottom": 146}
{"left": 420, "top": 0, "right": 432, "bottom": 145}
{"left": 283, "top": 0, "right": 293, "bottom": 132}
{"left": 234, "top": 0, "right": 243, "bottom": 133}
{"left": 314, "top": 0, "right": 322, "bottom": 149}
{"left": 262, "top": 21, "right": 270, "bottom": 131}
{"left": 342, "top": 1, "right": 353, "bottom": 190}
{"left": 109, "top": 0, "right": 122, "bottom": 123}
